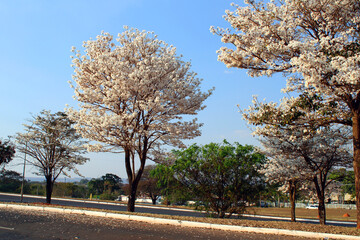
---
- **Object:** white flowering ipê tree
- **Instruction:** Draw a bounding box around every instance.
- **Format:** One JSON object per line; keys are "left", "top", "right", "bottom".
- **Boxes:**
{"left": 15, "top": 110, "right": 89, "bottom": 204}
{"left": 67, "top": 28, "right": 213, "bottom": 212}
{"left": 243, "top": 96, "right": 353, "bottom": 224}
{"left": 259, "top": 142, "right": 309, "bottom": 223}
{"left": 212, "top": 0, "right": 360, "bottom": 226}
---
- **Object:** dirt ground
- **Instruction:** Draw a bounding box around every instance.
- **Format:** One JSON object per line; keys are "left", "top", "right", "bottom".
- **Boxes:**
{"left": 3, "top": 202, "right": 360, "bottom": 237}
{"left": 247, "top": 207, "right": 357, "bottom": 222}
{"left": 0, "top": 208, "right": 315, "bottom": 240}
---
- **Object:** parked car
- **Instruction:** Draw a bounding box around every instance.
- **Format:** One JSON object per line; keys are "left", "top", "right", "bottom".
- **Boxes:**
{"left": 306, "top": 204, "right": 318, "bottom": 209}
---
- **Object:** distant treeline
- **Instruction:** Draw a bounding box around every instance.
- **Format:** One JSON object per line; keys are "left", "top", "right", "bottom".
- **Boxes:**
{"left": 0, "top": 169, "right": 125, "bottom": 200}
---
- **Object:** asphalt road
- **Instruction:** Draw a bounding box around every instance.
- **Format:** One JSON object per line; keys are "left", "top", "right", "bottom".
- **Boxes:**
{"left": 0, "top": 193, "right": 356, "bottom": 228}
{"left": 0, "top": 207, "right": 315, "bottom": 240}
{"left": 0, "top": 193, "right": 206, "bottom": 218}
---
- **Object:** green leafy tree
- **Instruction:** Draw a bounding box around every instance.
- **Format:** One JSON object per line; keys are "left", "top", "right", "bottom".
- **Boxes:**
{"left": 72, "top": 184, "right": 88, "bottom": 198}
{"left": 260, "top": 182, "right": 288, "bottom": 206}
{"left": 137, "top": 165, "right": 161, "bottom": 205}
{"left": 52, "top": 182, "right": 88, "bottom": 198}
{"left": 0, "top": 169, "right": 22, "bottom": 193}
{"left": 330, "top": 168, "right": 356, "bottom": 199}
{"left": 101, "top": 173, "right": 123, "bottom": 194}
{"left": 79, "top": 178, "right": 90, "bottom": 185}
{"left": 88, "top": 173, "right": 123, "bottom": 200}
{"left": 88, "top": 178, "right": 104, "bottom": 195}
{"left": 151, "top": 163, "right": 192, "bottom": 206}
{"left": 26, "top": 182, "right": 45, "bottom": 196}
{"left": 157, "top": 141, "right": 266, "bottom": 218}
{"left": 0, "top": 139, "right": 15, "bottom": 166}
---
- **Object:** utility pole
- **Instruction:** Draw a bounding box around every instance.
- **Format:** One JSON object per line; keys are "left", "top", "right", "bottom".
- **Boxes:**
{"left": 20, "top": 141, "right": 28, "bottom": 203}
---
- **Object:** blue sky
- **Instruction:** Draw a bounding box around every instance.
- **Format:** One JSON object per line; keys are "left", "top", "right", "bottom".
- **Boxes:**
{"left": 0, "top": 0, "right": 286, "bottom": 179}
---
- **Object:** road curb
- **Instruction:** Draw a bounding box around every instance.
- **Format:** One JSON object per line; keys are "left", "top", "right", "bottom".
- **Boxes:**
{"left": 2, "top": 192, "right": 355, "bottom": 227}
{"left": 0, "top": 203, "right": 359, "bottom": 240}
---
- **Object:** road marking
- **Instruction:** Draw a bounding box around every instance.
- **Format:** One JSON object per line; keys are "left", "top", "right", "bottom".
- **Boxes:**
{"left": 0, "top": 226, "right": 14, "bottom": 231}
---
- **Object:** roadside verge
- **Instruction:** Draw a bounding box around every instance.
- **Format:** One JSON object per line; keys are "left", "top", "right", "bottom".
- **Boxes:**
{"left": 0, "top": 203, "right": 359, "bottom": 240}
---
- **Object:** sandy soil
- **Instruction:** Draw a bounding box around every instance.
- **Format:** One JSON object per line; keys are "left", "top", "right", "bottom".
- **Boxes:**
{"left": 0, "top": 208, "right": 315, "bottom": 240}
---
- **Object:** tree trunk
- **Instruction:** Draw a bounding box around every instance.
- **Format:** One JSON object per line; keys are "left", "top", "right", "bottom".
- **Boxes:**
{"left": 124, "top": 148, "right": 142, "bottom": 212}
{"left": 318, "top": 195, "right": 326, "bottom": 225}
{"left": 126, "top": 167, "right": 146, "bottom": 212}
{"left": 151, "top": 195, "right": 157, "bottom": 205}
{"left": 125, "top": 148, "right": 135, "bottom": 212}
{"left": 124, "top": 141, "right": 148, "bottom": 212}
{"left": 278, "top": 194, "right": 280, "bottom": 208}
{"left": 313, "top": 175, "right": 326, "bottom": 225}
{"left": 127, "top": 184, "right": 137, "bottom": 212}
{"left": 289, "top": 179, "right": 296, "bottom": 222}
{"left": 45, "top": 176, "right": 53, "bottom": 204}
{"left": 352, "top": 112, "right": 360, "bottom": 228}
{"left": 218, "top": 210, "right": 226, "bottom": 218}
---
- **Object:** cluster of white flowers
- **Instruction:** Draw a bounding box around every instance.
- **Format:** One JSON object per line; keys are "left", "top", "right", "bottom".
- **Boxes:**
{"left": 212, "top": 0, "right": 360, "bottom": 103}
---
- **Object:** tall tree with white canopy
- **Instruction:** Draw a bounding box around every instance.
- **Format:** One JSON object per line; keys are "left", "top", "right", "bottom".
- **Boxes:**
{"left": 68, "top": 27, "right": 213, "bottom": 212}
{"left": 212, "top": 0, "right": 360, "bottom": 226}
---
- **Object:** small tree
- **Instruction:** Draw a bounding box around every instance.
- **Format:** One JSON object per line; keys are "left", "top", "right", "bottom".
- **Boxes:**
{"left": 243, "top": 97, "right": 353, "bottom": 224}
{"left": 0, "top": 139, "right": 15, "bottom": 166}
{"left": 88, "top": 173, "right": 123, "bottom": 199}
{"left": 330, "top": 168, "right": 356, "bottom": 200}
{"left": 88, "top": 178, "right": 105, "bottom": 196}
{"left": 160, "top": 141, "right": 266, "bottom": 218}
{"left": 0, "top": 169, "right": 22, "bottom": 193}
{"left": 137, "top": 165, "right": 161, "bottom": 205}
{"left": 260, "top": 154, "right": 307, "bottom": 222}
{"left": 101, "top": 173, "right": 123, "bottom": 194}
{"left": 15, "top": 110, "right": 88, "bottom": 203}
{"left": 151, "top": 163, "right": 191, "bottom": 206}
{"left": 68, "top": 27, "right": 213, "bottom": 212}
